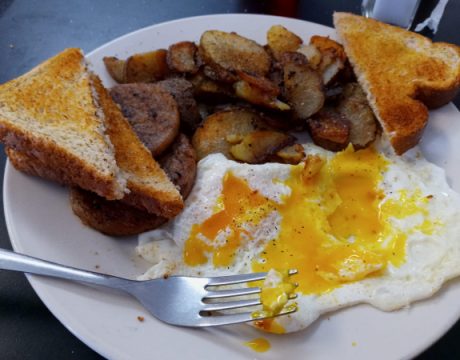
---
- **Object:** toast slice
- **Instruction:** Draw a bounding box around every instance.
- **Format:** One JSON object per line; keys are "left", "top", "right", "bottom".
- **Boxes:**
{"left": 6, "top": 74, "right": 184, "bottom": 219}
{"left": 0, "top": 48, "right": 126, "bottom": 199}
{"left": 334, "top": 12, "right": 460, "bottom": 154}
{"left": 91, "top": 75, "right": 183, "bottom": 218}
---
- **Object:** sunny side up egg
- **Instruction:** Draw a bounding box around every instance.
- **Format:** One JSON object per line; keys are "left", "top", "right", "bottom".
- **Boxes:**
{"left": 137, "top": 142, "right": 460, "bottom": 333}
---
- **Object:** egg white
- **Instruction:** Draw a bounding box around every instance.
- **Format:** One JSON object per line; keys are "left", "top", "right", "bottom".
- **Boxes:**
{"left": 137, "top": 143, "right": 460, "bottom": 333}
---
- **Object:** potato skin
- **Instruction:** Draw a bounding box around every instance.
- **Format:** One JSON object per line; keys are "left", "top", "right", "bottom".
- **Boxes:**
{"left": 267, "top": 25, "right": 303, "bottom": 61}
{"left": 192, "top": 108, "right": 270, "bottom": 160}
{"left": 229, "top": 130, "right": 296, "bottom": 164}
{"left": 125, "top": 50, "right": 170, "bottom": 83}
{"left": 233, "top": 72, "right": 289, "bottom": 111}
{"left": 103, "top": 56, "right": 126, "bottom": 83}
{"left": 199, "top": 30, "right": 271, "bottom": 83}
{"left": 188, "top": 70, "right": 235, "bottom": 103}
{"left": 167, "top": 41, "right": 199, "bottom": 74}
{"left": 337, "top": 83, "right": 378, "bottom": 149}
{"left": 281, "top": 52, "right": 325, "bottom": 120}
{"left": 306, "top": 108, "right": 350, "bottom": 152}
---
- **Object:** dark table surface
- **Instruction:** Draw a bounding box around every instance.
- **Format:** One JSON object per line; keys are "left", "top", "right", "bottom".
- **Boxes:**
{"left": 0, "top": 0, "right": 459, "bottom": 359}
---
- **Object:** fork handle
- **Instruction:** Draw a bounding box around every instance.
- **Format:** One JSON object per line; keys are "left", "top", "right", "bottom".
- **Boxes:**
{"left": 0, "top": 248, "right": 132, "bottom": 289}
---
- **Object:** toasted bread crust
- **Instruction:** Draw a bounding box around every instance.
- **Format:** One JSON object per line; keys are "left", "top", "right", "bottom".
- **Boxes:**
{"left": 9, "top": 134, "right": 194, "bottom": 235}
{"left": 91, "top": 76, "right": 183, "bottom": 218}
{"left": 68, "top": 134, "right": 195, "bottom": 236}
{"left": 415, "top": 80, "right": 460, "bottom": 109}
{"left": 4, "top": 136, "right": 119, "bottom": 199}
{"left": 0, "top": 48, "right": 124, "bottom": 199}
{"left": 7, "top": 72, "right": 184, "bottom": 219}
{"left": 334, "top": 12, "right": 460, "bottom": 154}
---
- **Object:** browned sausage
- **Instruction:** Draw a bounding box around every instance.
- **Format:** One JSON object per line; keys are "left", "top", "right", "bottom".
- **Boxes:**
{"left": 110, "top": 84, "right": 180, "bottom": 156}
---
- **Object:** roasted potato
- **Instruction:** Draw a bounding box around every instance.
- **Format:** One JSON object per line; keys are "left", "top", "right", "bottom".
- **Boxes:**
{"left": 296, "top": 44, "right": 322, "bottom": 69}
{"left": 234, "top": 71, "right": 290, "bottom": 111}
{"left": 281, "top": 52, "right": 325, "bottom": 119}
{"left": 167, "top": 41, "right": 199, "bottom": 74}
{"left": 268, "top": 61, "right": 284, "bottom": 89}
{"left": 192, "top": 108, "right": 270, "bottom": 160}
{"left": 103, "top": 56, "right": 126, "bottom": 83}
{"left": 203, "top": 64, "right": 238, "bottom": 83}
{"left": 337, "top": 83, "right": 378, "bottom": 149}
{"left": 258, "top": 110, "right": 297, "bottom": 131}
{"left": 267, "top": 25, "right": 303, "bottom": 61}
{"left": 310, "top": 36, "right": 347, "bottom": 85}
{"left": 302, "top": 155, "right": 325, "bottom": 181}
{"left": 230, "top": 130, "right": 296, "bottom": 164}
{"left": 325, "top": 86, "right": 344, "bottom": 105}
{"left": 306, "top": 108, "right": 350, "bottom": 152}
{"left": 125, "top": 49, "right": 169, "bottom": 83}
{"left": 275, "top": 144, "right": 306, "bottom": 164}
{"left": 238, "top": 71, "right": 279, "bottom": 96}
{"left": 188, "top": 71, "right": 234, "bottom": 102}
{"left": 199, "top": 30, "right": 271, "bottom": 83}
{"left": 310, "top": 36, "right": 347, "bottom": 62}
{"left": 321, "top": 55, "right": 344, "bottom": 85}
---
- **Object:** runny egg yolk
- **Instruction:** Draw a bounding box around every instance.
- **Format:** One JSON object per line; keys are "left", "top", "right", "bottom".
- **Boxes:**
{"left": 184, "top": 145, "right": 438, "bottom": 296}
{"left": 244, "top": 337, "right": 271, "bottom": 352}
{"left": 184, "top": 172, "right": 274, "bottom": 266}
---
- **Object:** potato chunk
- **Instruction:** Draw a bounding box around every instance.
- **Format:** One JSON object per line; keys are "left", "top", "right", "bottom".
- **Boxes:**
{"left": 267, "top": 25, "right": 303, "bottom": 61}
{"left": 337, "top": 83, "right": 378, "bottom": 149}
{"left": 306, "top": 108, "right": 350, "bottom": 152}
{"left": 167, "top": 41, "right": 199, "bottom": 74}
{"left": 192, "top": 108, "right": 269, "bottom": 160}
{"left": 104, "top": 50, "right": 170, "bottom": 83}
{"left": 199, "top": 30, "right": 271, "bottom": 82}
{"left": 275, "top": 144, "right": 306, "bottom": 164}
{"left": 302, "top": 155, "right": 325, "bottom": 181}
{"left": 281, "top": 52, "right": 325, "bottom": 119}
{"left": 230, "top": 131, "right": 296, "bottom": 164}
{"left": 103, "top": 56, "right": 126, "bottom": 83}
{"left": 125, "top": 50, "right": 169, "bottom": 83}
{"left": 296, "top": 44, "right": 322, "bottom": 69}
{"left": 310, "top": 36, "right": 347, "bottom": 85}
{"left": 188, "top": 71, "right": 234, "bottom": 102}
{"left": 234, "top": 71, "right": 290, "bottom": 111}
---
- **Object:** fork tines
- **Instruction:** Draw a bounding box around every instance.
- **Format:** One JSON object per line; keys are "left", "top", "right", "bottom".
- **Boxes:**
{"left": 200, "top": 269, "right": 299, "bottom": 321}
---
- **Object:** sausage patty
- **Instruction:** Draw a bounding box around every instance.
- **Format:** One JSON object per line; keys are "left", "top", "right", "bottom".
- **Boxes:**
{"left": 156, "top": 78, "right": 201, "bottom": 133}
{"left": 159, "top": 133, "right": 197, "bottom": 199}
{"left": 70, "top": 188, "right": 167, "bottom": 237}
{"left": 110, "top": 83, "right": 180, "bottom": 156}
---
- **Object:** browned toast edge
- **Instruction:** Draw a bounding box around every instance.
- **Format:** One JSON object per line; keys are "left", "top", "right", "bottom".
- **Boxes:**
{"left": 333, "top": 12, "right": 460, "bottom": 154}
{"left": 91, "top": 75, "right": 184, "bottom": 218}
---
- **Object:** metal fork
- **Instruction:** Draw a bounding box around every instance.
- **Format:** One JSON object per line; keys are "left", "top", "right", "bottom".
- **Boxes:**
{"left": 0, "top": 248, "right": 297, "bottom": 327}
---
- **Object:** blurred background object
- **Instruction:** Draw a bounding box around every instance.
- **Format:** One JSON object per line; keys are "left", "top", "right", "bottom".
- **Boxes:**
{"left": 362, "top": 0, "right": 422, "bottom": 28}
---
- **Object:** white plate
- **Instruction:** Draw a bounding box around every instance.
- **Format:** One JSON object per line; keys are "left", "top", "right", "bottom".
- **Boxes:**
{"left": 4, "top": 14, "right": 460, "bottom": 360}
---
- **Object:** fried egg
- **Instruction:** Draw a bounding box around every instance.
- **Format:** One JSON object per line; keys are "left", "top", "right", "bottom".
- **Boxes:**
{"left": 137, "top": 142, "right": 460, "bottom": 333}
